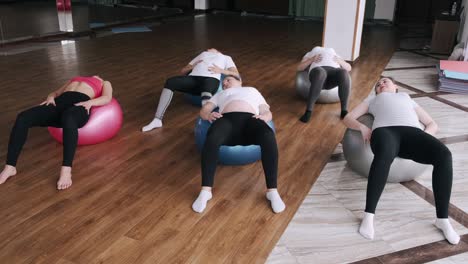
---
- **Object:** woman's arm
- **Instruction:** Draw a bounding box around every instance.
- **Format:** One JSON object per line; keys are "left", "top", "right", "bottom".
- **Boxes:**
{"left": 181, "top": 56, "right": 205, "bottom": 75}
{"left": 200, "top": 102, "right": 222, "bottom": 122}
{"left": 208, "top": 65, "right": 240, "bottom": 77}
{"left": 343, "top": 102, "right": 369, "bottom": 130}
{"left": 414, "top": 106, "right": 438, "bottom": 135}
{"left": 89, "top": 81, "right": 113, "bottom": 106}
{"left": 297, "top": 55, "right": 321, "bottom": 71}
{"left": 343, "top": 101, "right": 372, "bottom": 143}
{"left": 223, "top": 66, "right": 239, "bottom": 77}
{"left": 180, "top": 63, "right": 194, "bottom": 75}
{"left": 334, "top": 56, "right": 352, "bottom": 72}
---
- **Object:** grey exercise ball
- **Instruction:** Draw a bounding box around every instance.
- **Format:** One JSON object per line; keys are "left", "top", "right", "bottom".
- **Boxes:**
{"left": 342, "top": 114, "right": 428, "bottom": 183}
{"left": 295, "top": 70, "right": 340, "bottom": 103}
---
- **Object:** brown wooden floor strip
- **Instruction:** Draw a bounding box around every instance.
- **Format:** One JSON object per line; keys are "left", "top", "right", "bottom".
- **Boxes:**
{"left": 432, "top": 96, "right": 468, "bottom": 112}
{"left": 410, "top": 91, "right": 450, "bottom": 98}
{"left": 407, "top": 50, "right": 446, "bottom": 60}
{"left": 352, "top": 234, "right": 468, "bottom": 264}
{"left": 392, "top": 79, "right": 426, "bottom": 94}
{"left": 384, "top": 65, "right": 436, "bottom": 71}
{"left": 402, "top": 180, "right": 468, "bottom": 229}
{"left": 439, "top": 134, "right": 468, "bottom": 145}
{"left": 329, "top": 152, "right": 345, "bottom": 163}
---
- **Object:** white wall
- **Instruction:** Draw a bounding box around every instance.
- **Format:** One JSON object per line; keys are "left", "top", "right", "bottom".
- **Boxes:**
{"left": 194, "top": 0, "right": 209, "bottom": 10}
{"left": 373, "top": 0, "right": 396, "bottom": 21}
{"left": 354, "top": 0, "right": 366, "bottom": 59}
{"left": 462, "top": 0, "right": 468, "bottom": 43}
{"left": 323, "top": 0, "right": 366, "bottom": 61}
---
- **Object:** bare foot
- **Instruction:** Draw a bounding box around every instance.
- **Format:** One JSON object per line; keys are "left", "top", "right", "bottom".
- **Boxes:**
{"left": 57, "top": 166, "right": 72, "bottom": 190}
{"left": 0, "top": 165, "right": 17, "bottom": 184}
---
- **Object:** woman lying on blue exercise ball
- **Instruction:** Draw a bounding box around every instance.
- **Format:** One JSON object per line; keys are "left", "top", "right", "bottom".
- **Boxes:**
{"left": 193, "top": 75, "right": 286, "bottom": 214}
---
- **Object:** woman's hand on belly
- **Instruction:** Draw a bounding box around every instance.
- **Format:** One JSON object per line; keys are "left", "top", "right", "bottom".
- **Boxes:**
{"left": 208, "top": 112, "right": 223, "bottom": 122}
{"left": 252, "top": 113, "right": 270, "bottom": 122}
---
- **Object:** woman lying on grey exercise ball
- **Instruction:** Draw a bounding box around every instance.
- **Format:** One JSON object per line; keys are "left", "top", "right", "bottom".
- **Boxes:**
{"left": 343, "top": 77, "right": 459, "bottom": 245}
{"left": 297, "top": 46, "right": 352, "bottom": 122}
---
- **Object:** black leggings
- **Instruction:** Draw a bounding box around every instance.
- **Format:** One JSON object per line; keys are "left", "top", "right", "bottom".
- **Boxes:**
{"left": 6, "top": 91, "right": 90, "bottom": 167}
{"left": 165, "top": 76, "right": 220, "bottom": 96}
{"left": 366, "top": 126, "right": 452, "bottom": 218}
{"left": 306, "top": 66, "right": 351, "bottom": 112}
{"left": 201, "top": 112, "right": 278, "bottom": 188}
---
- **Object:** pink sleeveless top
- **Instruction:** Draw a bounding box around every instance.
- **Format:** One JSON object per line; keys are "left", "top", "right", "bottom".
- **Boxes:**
{"left": 70, "top": 76, "right": 103, "bottom": 97}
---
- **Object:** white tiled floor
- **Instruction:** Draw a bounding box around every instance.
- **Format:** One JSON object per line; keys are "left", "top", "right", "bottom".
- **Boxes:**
{"left": 438, "top": 94, "right": 468, "bottom": 109}
{"left": 385, "top": 51, "right": 438, "bottom": 69}
{"left": 413, "top": 97, "right": 468, "bottom": 138}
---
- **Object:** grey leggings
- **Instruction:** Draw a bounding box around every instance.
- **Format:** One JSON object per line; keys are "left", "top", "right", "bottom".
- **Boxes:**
{"left": 305, "top": 66, "right": 351, "bottom": 112}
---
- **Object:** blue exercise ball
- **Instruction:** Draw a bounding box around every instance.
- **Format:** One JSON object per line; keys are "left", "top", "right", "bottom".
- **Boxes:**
{"left": 194, "top": 117, "right": 276, "bottom": 165}
{"left": 185, "top": 76, "right": 224, "bottom": 107}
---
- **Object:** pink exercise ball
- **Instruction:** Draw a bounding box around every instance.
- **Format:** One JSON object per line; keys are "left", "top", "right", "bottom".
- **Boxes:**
{"left": 48, "top": 98, "right": 123, "bottom": 145}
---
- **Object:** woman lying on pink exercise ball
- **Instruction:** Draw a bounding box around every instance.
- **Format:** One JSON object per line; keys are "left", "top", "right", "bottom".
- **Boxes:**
{"left": 0, "top": 75, "right": 113, "bottom": 190}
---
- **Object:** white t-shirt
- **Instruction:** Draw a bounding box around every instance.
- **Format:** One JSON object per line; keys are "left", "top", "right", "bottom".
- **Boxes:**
{"left": 302, "top": 47, "right": 341, "bottom": 73}
{"left": 207, "top": 87, "right": 268, "bottom": 115}
{"left": 189, "top": 51, "right": 236, "bottom": 80}
{"left": 366, "top": 92, "right": 421, "bottom": 130}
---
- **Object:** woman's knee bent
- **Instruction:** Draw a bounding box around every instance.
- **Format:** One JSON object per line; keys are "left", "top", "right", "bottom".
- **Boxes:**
{"left": 164, "top": 77, "right": 180, "bottom": 90}
{"left": 15, "top": 111, "right": 33, "bottom": 128}
{"left": 203, "top": 133, "right": 226, "bottom": 152}
{"left": 309, "top": 67, "right": 327, "bottom": 82}
{"left": 434, "top": 145, "right": 452, "bottom": 166}
{"left": 336, "top": 68, "right": 350, "bottom": 81}
{"left": 61, "top": 114, "right": 79, "bottom": 130}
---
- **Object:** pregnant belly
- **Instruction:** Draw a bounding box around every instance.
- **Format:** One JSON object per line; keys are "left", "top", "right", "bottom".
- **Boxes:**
{"left": 222, "top": 100, "right": 256, "bottom": 114}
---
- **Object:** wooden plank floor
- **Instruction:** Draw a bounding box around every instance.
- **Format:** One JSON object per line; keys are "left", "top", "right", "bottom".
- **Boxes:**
{"left": 0, "top": 15, "right": 396, "bottom": 264}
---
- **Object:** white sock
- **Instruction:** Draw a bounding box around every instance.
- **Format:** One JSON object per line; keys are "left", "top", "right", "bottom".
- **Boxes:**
{"left": 192, "top": 190, "right": 212, "bottom": 213}
{"left": 142, "top": 118, "right": 162, "bottom": 132}
{"left": 266, "top": 190, "right": 286, "bottom": 213}
{"left": 359, "top": 212, "right": 375, "bottom": 240}
{"left": 435, "top": 218, "right": 460, "bottom": 245}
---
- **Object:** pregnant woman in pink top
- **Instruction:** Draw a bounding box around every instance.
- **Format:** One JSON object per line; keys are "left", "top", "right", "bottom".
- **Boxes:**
{"left": 0, "top": 76, "right": 113, "bottom": 190}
